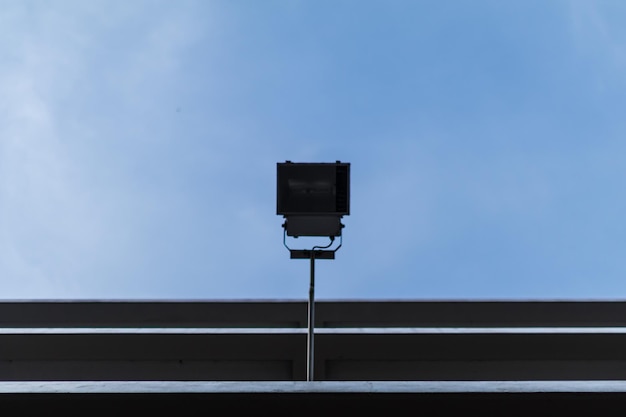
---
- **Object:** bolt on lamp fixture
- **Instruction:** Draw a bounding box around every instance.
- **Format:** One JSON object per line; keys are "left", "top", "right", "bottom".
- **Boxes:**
{"left": 277, "top": 160, "right": 350, "bottom": 381}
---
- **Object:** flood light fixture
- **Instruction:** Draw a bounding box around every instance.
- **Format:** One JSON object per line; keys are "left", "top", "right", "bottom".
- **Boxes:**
{"left": 276, "top": 160, "right": 350, "bottom": 382}
{"left": 277, "top": 161, "right": 350, "bottom": 239}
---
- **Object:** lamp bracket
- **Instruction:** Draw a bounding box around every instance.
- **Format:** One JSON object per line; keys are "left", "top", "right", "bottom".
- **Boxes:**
{"left": 283, "top": 229, "right": 343, "bottom": 260}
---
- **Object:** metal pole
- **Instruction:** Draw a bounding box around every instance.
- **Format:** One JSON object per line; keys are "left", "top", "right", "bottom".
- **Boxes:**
{"left": 307, "top": 250, "right": 315, "bottom": 381}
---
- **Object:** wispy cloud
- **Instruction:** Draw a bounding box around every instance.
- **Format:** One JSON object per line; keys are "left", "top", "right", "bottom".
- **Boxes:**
{"left": 0, "top": 1, "right": 211, "bottom": 297}
{"left": 568, "top": 1, "right": 626, "bottom": 87}
{"left": 0, "top": 55, "right": 94, "bottom": 296}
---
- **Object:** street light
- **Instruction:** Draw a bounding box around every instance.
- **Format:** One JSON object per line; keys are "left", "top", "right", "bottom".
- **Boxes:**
{"left": 277, "top": 160, "right": 350, "bottom": 381}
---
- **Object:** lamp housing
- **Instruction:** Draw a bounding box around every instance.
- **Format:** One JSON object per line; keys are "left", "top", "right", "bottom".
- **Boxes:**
{"left": 277, "top": 161, "right": 350, "bottom": 237}
{"left": 277, "top": 161, "right": 350, "bottom": 216}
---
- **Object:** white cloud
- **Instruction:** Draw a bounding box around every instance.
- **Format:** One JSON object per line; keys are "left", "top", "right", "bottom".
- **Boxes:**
{"left": 0, "top": 1, "right": 213, "bottom": 297}
{"left": 0, "top": 68, "right": 95, "bottom": 296}
{"left": 568, "top": 1, "right": 626, "bottom": 86}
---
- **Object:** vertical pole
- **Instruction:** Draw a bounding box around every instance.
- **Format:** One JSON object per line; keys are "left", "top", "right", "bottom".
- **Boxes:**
{"left": 307, "top": 250, "right": 315, "bottom": 381}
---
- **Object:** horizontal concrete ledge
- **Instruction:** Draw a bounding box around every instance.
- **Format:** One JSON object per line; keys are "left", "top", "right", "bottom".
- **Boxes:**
{"left": 5, "top": 382, "right": 626, "bottom": 415}
{"left": 4, "top": 327, "right": 626, "bottom": 335}
{"left": 4, "top": 381, "right": 626, "bottom": 394}
{"left": 7, "top": 300, "right": 626, "bottom": 329}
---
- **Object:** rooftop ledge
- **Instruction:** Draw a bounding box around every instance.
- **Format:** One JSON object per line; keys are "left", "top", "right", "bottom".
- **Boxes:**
{"left": 3, "top": 327, "right": 626, "bottom": 334}
{"left": 3, "top": 381, "right": 626, "bottom": 394}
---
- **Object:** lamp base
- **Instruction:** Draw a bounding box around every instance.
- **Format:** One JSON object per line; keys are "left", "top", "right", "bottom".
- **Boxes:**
{"left": 290, "top": 250, "right": 335, "bottom": 260}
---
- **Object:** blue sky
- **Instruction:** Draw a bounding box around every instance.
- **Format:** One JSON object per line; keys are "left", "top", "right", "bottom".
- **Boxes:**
{"left": 2, "top": 1, "right": 626, "bottom": 300}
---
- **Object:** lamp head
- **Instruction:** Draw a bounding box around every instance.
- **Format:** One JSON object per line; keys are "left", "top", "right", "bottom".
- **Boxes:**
{"left": 277, "top": 161, "right": 350, "bottom": 237}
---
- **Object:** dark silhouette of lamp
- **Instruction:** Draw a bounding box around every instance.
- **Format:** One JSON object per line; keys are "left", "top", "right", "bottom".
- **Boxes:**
{"left": 277, "top": 160, "right": 350, "bottom": 381}
{"left": 277, "top": 161, "right": 350, "bottom": 257}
